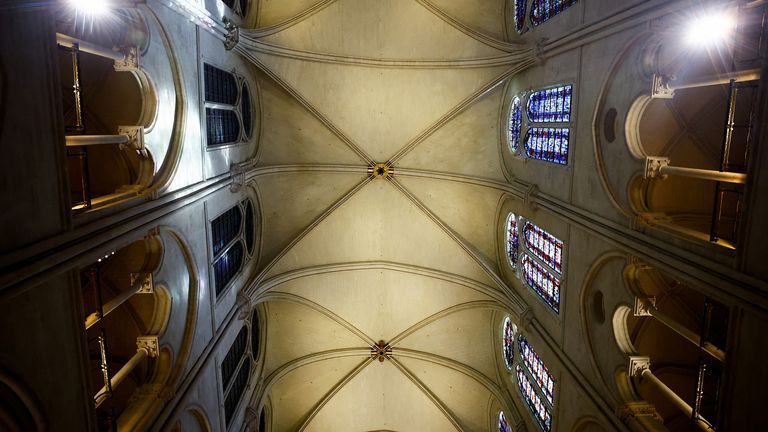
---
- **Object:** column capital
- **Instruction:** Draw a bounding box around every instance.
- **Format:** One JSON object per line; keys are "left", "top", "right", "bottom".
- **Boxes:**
{"left": 114, "top": 46, "right": 140, "bottom": 72}
{"left": 651, "top": 74, "right": 675, "bottom": 99}
{"left": 230, "top": 163, "right": 245, "bottom": 192}
{"left": 137, "top": 336, "right": 160, "bottom": 358}
{"left": 117, "top": 125, "right": 145, "bottom": 151}
{"left": 629, "top": 356, "right": 651, "bottom": 378}
{"left": 130, "top": 272, "right": 154, "bottom": 294}
{"left": 644, "top": 156, "right": 670, "bottom": 179}
{"left": 634, "top": 296, "right": 656, "bottom": 317}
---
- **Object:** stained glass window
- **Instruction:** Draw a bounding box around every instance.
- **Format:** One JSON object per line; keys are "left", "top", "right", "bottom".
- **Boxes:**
{"left": 214, "top": 241, "right": 244, "bottom": 296}
{"left": 531, "top": 0, "right": 579, "bottom": 27}
{"left": 516, "top": 365, "right": 552, "bottom": 431}
{"left": 526, "top": 85, "right": 572, "bottom": 123}
{"left": 523, "top": 222, "right": 563, "bottom": 273}
{"left": 221, "top": 326, "right": 248, "bottom": 389}
{"left": 224, "top": 360, "right": 250, "bottom": 425}
{"left": 524, "top": 127, "right": 569, "bottom": 165}
{"left": 518, "top": 335, "right": 555, "bottom": 404}
{"left": 212, "top": 206, "right": 242, "bottom": 256}
{"left": 514, "top": 0, "right": 527, "bottom": 33}
{"left": 499, "top": 411, "right": 513, "bottom": 432}
{"left": 503, "top": 317, "right": 517, "bottom": 370}
{"left": 206, "top": 108, "right": 240, "bottom": 146}
{"left": 506, "top": 213, "right": 520, "bottom": 268}
{"left": 244, "top": 199, "right": 255, "bottom": 256}
{"left": 508, "top": 97, "right": 523, "bottom": 153}
{"left": 521, "top": 255, "right": 560, "bottom": 313}
{"left": 241, "top": 82, "right": 253, "bottom": 139}
{"left": 204, "top": 63, "right": 237, "bottom": 105}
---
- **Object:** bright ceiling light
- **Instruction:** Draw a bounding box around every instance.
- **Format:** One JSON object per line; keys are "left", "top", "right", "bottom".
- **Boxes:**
{"left": 685, "top": 10, "right": 736, "bottom": 46}
{"left": 68, "top": 0, "right": 110, "bottom": 17}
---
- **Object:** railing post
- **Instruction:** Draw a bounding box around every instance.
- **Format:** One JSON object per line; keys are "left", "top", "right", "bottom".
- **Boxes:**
{"left": 94, "top": 336, "right": 159, "bottom": 407}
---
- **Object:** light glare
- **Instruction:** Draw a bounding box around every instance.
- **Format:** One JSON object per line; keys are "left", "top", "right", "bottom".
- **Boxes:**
{"left": 69, "top": 0, "right": 110, "bottom": 17}
{"left": 685, "top": 11, "right": 735, "bottom": 46}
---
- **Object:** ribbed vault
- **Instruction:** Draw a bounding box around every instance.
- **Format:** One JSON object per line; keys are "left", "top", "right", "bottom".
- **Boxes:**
{"left": 240, "top": 0, "right": 534, "bottom": 430}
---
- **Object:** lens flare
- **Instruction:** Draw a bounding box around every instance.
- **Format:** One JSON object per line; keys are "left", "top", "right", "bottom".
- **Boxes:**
{"left": 69, "top": 0, "right": 110, "bottom": 17}
{"left": 685, "top": 10, "right": 736, "bottom": 46}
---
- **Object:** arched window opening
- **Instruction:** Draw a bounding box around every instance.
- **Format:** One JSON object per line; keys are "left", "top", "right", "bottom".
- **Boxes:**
{"left": 530, "top": 0, "right": 579, "bottom": 27}
{"left": 78, "top": 235, "right": 166, "bottom": 429}
{"left": 499, "top": 410, "right": 513, "bottom": 432}
{"left": 221, "top": 325, "right": 252, "bottom": 427}
{"left": 203, "top": 63, "right": 254, "bottom": 148}
{"left": 56, "top": 29, "right": 152, "bottom": 213}
{"left": 506, "top": 214, "right": 565, "bottom": 314}
{"left": 620, "top": 264, "right": 730, "bottom": 431}
{"left": 506, "top": 213, "right": 520, "bottom": 269}
{"left": 259, "top": 408, "right": 266, "bottom": 431}
{"left": 504, "top": 330, "right": 555, "bottom": 432}
{"left": 210, "top": 199, "right": 255, "bottom": 298}
{"left": 632, "top": 78, "right": 757, "bottom": 248}
{"left": 509, "top": 84, "right": 573, "bottom": 165}
{"left": 513, "top": 0, "right": 527, "bottom": 34}
{"left": 503, "top": 317, "right": 517, "bottom": 370}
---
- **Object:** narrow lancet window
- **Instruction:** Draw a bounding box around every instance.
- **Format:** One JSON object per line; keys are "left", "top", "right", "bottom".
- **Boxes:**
{"left": 531, "top": 0, "right": 579, "bottom": 27}
{"left": 523, "top": 221, "right": 564, "bottom": 273}
{"left": 503, "top": 317, "right": 517, "bottom": 370}
{"left": 506, "top": 213, "right": 520, "bottom": 268}
{"left": 499, "top": 411, "right": 513, "bottom": 432}
{"left": 518, "top": 335, "right": 555, "bottom": 404}
{"left": 521, "top": 255, "right": 561, "bottom": 313}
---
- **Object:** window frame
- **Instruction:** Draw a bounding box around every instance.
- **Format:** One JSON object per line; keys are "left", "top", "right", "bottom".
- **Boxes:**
{"left": 209, "top": 199, "right": 257, "bottom": 300}
{"left": 507, "top": 83, "right": 574, "bottom": 167}
{"left": 202, "top": 61, "right": 254, "bottom": 150}
{"left": 504, "top": 213, "right": 565, "bottom": 315}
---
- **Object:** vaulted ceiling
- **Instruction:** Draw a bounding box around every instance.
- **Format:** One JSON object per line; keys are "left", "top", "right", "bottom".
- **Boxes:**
{"left": 241, "top": 1, "right": 531, "bottom": 430}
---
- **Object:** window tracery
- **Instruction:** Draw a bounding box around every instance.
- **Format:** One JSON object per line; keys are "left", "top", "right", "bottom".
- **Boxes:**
{"left": 210, "top": 199, "right": 256, "bottom": 297}
{"left": 531, "top": 0, "right": 579, "bottom": 27}
{"left": 509, "top": 84, "right": 573, "bottom": 165}
{"left": 504, "top": 214, "right": 564, "bottom": 314}
{"left": 222, "top": 325, "right": 251, "bottom": 426}
{"left": 203, "top": 63, "right": 253, "bottom": 147}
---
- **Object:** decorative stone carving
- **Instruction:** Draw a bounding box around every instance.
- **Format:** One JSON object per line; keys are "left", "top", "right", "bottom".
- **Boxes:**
{"left": 114, "top": 46, "right": 140, "bottom": 72}
{"left": 644, "top": 156, "right": 670, "bottom": 179}
{"left": 130, "top": 272, "right": 154, "bottom": 294}
{"left": 137, "top": 336, "right": 160, "bottom": 358}
{"left": 223, "top": 17, "right": 240, "bottom": 51}
{"left": 628, "top": 356, "right": 651, "bottom": 378}
{"left": 650, "top": 73, "right": 675, "bottom": 99}
{"left": 230, "top": 163, "right": 245, "bottom": 192}
{"left": 634, "top": 296, "right": 656, "bottom": 317}
{"left": 117, "top": 125, "right": 145, "bottom": 151}
{"left": 236, "top": 290, "right": 252, "bottom": 320}
{"left": 368, "top": 162, "right": 393, "bottom": 180}
{"left": 371, "top": 340, "right": 392, "bottom": 362}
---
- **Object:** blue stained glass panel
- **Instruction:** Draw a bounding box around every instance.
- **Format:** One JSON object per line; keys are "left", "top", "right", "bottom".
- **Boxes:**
{"left": 221, "top": 326, "right": 248, "bottom": 389}
{"left": 211, "top": 206, "right": 242, "bottom": 257}
{"left": 206, "top": 108, "right": 240, "bottom": 147}
{"left": 514, "top": 0, "right": 527, "bottom": 33}
{"left": 241, "top": 82, "right": 253, "bottom": 138}
{"left": 516, "top": 365, "right": 552, "bottom": 431}
{"left": 503, "top": 317, "right": 517, "bottom": 370}
{"left": 499, "top": 411, "right": 513, "bottom": 432}
{"left": 224, "top": 360, "right": 250, "bottom": 426}
{"left": 204, "top": 63, "right": 237, "bottom": 105}
{"left": 214, "top": 241, "right": 244, "bottom": 297}
{"left": 521, "top": 255, "right": 560, "bottom": 313}
{"left": 509, "top": 97, "right": 523, "bottom": 153}
{"left": 523, "top": 221, "right": 564, "bottom": 273}
{"left": 506, "top": 213, "right": 520, "bottom": 268}
{"left": 518, "top": 335, "right": 556, "bottom": 404}
{"left": 531, "top": 0, "right": 579, "bottom": 27}
{"left": 524, "top": 127, "right": 569, "bottom": 165}
{"left": 526, "top": 85, "right": 572, "bottom": 123}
